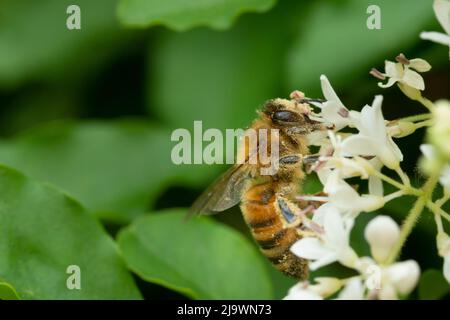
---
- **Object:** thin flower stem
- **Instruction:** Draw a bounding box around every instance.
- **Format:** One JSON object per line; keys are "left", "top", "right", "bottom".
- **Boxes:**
{"left": 413, "top": 119, "right": 434, "bottom": 129}
{"left": 385, "top": 174, "right": 439, "bottom": 265}
{"left": 435, "top": 191, "right": 450, "bottom": 208}
{"left": 385, "top": 197, "right": 426, "bottom": 265}
{"left": 384, "top": 190, "right": 405, "bottom": 202}
{"left": 434, "top": 212, "right": 444, "bottom": 234}
{"left": 370, "top": 169, "right": 421, "bottom": 196}
{"left": 398, "top": 113, "right": 432, "bottom": 123}
{"left": 417, "top": 96, "right": 436, "bottom": 112}
{"left": 427, "top": 201, "right": 450, "bottom": 223}
{"left": 395, "top": 166, "right": 411, "bottom": 188}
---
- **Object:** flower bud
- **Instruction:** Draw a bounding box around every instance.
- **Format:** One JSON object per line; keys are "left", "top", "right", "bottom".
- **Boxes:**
{"left": 436, "top": 232, "right": 450, "bottom": 284}
{"left": 388, "top": 121, "right": 416, "bottom": 138}
{"left": 310, "top": 277, "right": 342, "bottom": 297}
{"left": 429, "top": 100, "right": 450, "bottom": 160}
{"left": 364, "top": 216, "right": 400, "bottom": 263}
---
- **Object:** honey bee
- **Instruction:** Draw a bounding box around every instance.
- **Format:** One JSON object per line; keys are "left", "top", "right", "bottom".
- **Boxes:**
{"left": 188, "top": 95, "right": 325, "bottom": 279}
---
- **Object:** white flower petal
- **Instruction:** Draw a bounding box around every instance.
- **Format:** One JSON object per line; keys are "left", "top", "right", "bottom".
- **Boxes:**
{"left": 378, "top": 143, "right": 402, "bottom": 169}
{"left": 354, "top": 195, "right": 385, "bottom": 213}
{"left": 291, "top": 238, "right": 331, "bottom": 260}
{"left": 323, "top": 209, "right": 347, "bottom": 248}
{"left": 369, "top": 176, "right": 383, "bottom": 196}
{"left": 306, "top": 130, "right": 328, "bottom": 146}
{"left": 378, "top": 77, "right": 398, "bottom": 88}
{"left": 321, "top": 101, "right": 350, "bottom": 130}
{"left": 386, "top": 136, "right": 404, "bottom": 162}
{"left": 402, "top": 69, "right": 425, "bottom": 90}
{"left": 311, "top": 277, "right": 343, "bottom": 297}
{"left": 312, "top": 203, "right": 337, "bottom": 226}
{"left": 341, "top": 135, "right": 377, "bottom": 157}
{"left": 379, "top": 284, "right": 398, "bottom": 300}
{"left": 420, "top": 31, "right": 450, "bottom": 45}
{"left": 284, "top": 283, "right": 323, "bottom": 300}
{"left": 420, "top": 144, "right": 435, "bottom": 159}
{"left": 434, "top": 0, "right": 450, "bottom": 35}
{"left": 385, "top": 260, "right": 420, "bottom": 295}
{"left": 309, "top": 252, "right": 340, "bottom": 270}
{"left": 408, "top": 58, "right": 432, "bottom": 72}
{"left": 337, "top": 278, "right": 365, "bottom": 300}
{"left": 320, "top": 75, "right": 345, "bottom": 108}
{"left": 384, "top": 61, "right": 402, "bottom": 78}
{"left": 444, "top": 251, "right": 450, "bottom": 284}
{"left": 439, "top": 165, "right": 450, "bottom": 190}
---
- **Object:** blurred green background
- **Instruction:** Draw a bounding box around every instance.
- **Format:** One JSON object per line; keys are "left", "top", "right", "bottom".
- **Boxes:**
{"left": 0, "top": 0, "right": 449, "bottom": 299}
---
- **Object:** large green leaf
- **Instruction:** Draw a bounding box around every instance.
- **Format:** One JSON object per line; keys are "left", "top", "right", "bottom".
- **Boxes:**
{"left": 418, "top": 269, "right": 450, "bottom": 300}
{"left": 0, "top": 0, "right": 132, "bottom": 88}
{"left": 0, "top": 120, "right": 218, "bottom": 223}
{"left": 117, "top": 0, "right": 276, "bottom": 31}
{"left": 0, "top": 281, "right": 20, "bottom": 300}
{"left": 286, "top": 0, "right": 437, "bottom": 96}
{"left": 0, "top": 164, "right": 141, "bottom": 299}
{"left": 149, "top": 7, "right": 293, "bottom": 132}
{"left": 118, "top": 209, "right": 274, "bottom": 299}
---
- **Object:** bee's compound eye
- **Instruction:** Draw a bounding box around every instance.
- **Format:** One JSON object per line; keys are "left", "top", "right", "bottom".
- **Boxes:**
{"left": 272, "top": 110, "right": 300, "bottom": 123}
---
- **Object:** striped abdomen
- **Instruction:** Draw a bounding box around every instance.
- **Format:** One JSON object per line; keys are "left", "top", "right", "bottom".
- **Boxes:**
{"left": 240, "top": 181, "right": 309, "bottom": 280}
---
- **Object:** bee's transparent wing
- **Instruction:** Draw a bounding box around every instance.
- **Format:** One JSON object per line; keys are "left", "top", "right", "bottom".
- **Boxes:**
{"left": 187, "top": 164, "right": 251, "bottom": 217}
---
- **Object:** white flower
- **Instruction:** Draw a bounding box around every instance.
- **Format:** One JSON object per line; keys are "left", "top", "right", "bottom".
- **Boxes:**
{"left": 420, "top": 144, "right": 450, "bottom": 191}
{"left": 284, "top": 282, "right": 323, "bottom": 300}
{"left": 364, "top": 216, "right": 400, "bottom": 263}
{"left": 429, "top": 100, "right": 450, "bottom": 159}
{"left": 355, "top": 258, "right": 420, "bottom": 300}
{"left": 291, "top": 207, "right": 358, "bottom": 270}
{"left": 440, "top": 166, "right": 450, "bottom": 191}
{"left": 368, "top": 158, "right": 384, "bottom": 196}
{"left": 316, "top": 131, "right": 385, "bottom": 196}
{"left": 378, "top": 56, "right": 431, "bottom": 91}
{"left": 444, "top": 252, "right": 450, "bottom": 284}
{"left": 324, "top": 170, "right": 385, "bottom": 216}
{"left": 337, "top": 278, "right": 365, "bottom": 300}
{"left": 318, "top": 132, "right": 371, "bottom": 180}
{"left": 379, "top": 260, "right": 421, "bottom": 300}
{"left": 315, "top": 75, "right": 356, "bottom": 131}
{"left": 342, "top": 95, "right": 403, "bottom": 169}
{"left": 437, "top": 232, "right": 450, "bottom": 283}
{"left": 284, "top": 277, "right": 342, "bottom": 300}
{"left": 420, "top": 0, "right": 450, "bottom": 58}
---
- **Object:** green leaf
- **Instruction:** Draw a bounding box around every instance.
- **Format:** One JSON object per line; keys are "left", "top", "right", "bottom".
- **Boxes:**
{"left": 149, "top": 11, "right": 291, "bottom": 131}
{"left": 0, "top": 120, "right": 217, "bottom": 223}
{"left": 0, "top": 0, "right": 133, "bottom": 88}
{"left": 286, "top": 0, "right": 436, "bottom": 96}
{"left": 0, "top": 281, "right": 20, "bottom": 300}
{"left": 0, "top": 164, "right": 141, "bottom": 299}
{"left": 118, "top": 209, "right": 274, "bottom": 299}
{"left": 117, "top": 0, "right": 277, "bottom": 31}
{"left": 266, "top": 263, "right": 296, "bottom": 300}
{"left": 418, "top": 269, "right": 450, "bottom": 300}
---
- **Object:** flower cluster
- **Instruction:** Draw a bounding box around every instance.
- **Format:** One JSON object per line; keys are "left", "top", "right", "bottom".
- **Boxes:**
{"left": 287, "top": 213, "right": 421, "bottom": 300}
{"left": 286, "top": 75, "right": 422, "bottom": 300}
{"left": 284, "top": 1, "right": 450, "bottom": 297}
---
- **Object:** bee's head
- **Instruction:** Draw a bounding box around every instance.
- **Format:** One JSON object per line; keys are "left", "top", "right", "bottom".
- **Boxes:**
{"left": 262, "top": 98, "right": 325, "bottom": 134}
